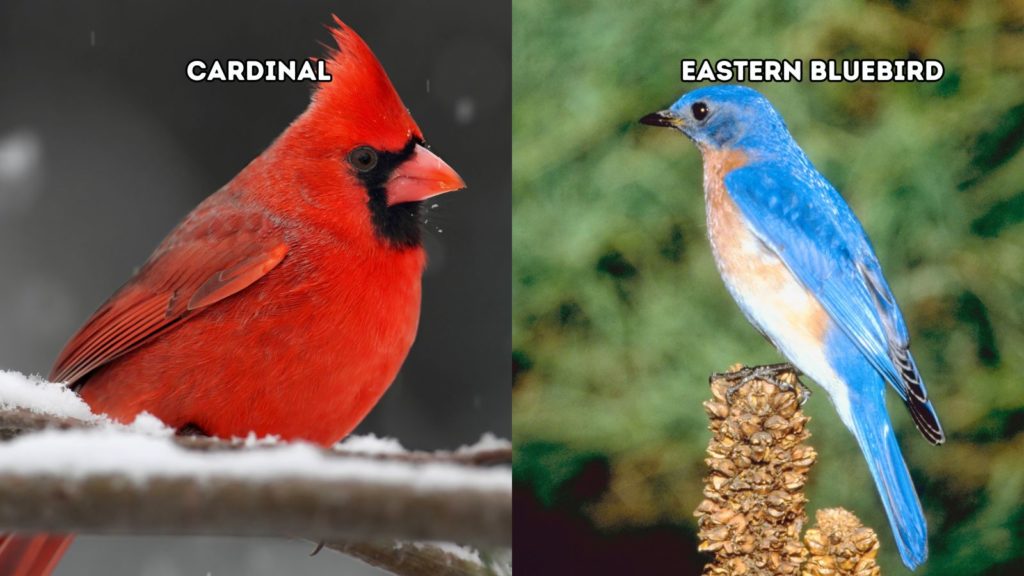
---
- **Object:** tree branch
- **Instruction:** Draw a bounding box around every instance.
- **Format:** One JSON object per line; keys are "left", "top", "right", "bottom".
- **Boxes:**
{"left": 0, "top": 407, "right": 89, "bottom": 440}
{"left": 323, "top": 540, "right": 510, "bottom": 576}
{"left": 0, "top": 426, "right": 510, "bottom": 549}
{"left": 0, "top": 407, "right": 511, "bottom": 467}
{"left": 0, "top": 472, "right": 509, "bottom": 547}
{"left": 0, "top": 376, "right": 511, "bottom": 575}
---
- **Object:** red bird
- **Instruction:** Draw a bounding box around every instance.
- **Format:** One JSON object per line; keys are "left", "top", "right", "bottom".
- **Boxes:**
{"left": 0, "top": 17, "right": 464, "bottom": 576}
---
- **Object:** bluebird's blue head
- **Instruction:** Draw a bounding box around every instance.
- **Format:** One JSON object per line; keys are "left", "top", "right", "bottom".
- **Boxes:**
{"left": 640, "top": 85, "right": 793, "bottom": 152}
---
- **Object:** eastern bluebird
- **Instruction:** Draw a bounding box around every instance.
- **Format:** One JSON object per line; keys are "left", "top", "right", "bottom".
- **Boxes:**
{"left": 641, "top": 85, "right": 943, "bottom": 570}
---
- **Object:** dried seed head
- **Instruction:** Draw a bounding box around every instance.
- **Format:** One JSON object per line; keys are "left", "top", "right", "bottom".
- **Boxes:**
{"left": 803, "top": 508, "right": 881, "bottom": 576}
{"left": 697, "top": 366, "right": 814, "bottom": 575}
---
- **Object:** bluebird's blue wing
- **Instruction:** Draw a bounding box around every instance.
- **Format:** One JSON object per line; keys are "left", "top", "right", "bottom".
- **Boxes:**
{"left": 724, "top": 163, "right": 944, "bottom": 444}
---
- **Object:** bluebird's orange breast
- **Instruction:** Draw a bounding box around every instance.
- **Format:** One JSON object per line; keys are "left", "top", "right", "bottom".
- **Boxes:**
{"left": 702, "top": 147, "right": 834, "bottom": 375}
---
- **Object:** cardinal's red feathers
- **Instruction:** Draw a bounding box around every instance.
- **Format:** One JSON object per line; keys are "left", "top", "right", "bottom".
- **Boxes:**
{"left": 3, "top": 17, "right": 464, "bottom": 576}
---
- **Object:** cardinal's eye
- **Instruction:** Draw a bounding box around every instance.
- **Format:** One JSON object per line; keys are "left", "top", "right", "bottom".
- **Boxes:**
{"left": 691, "top": 102, "right": 709, "bottom": 121}
{"left": 349, "top": 146, "right": 378, "bottom": 173}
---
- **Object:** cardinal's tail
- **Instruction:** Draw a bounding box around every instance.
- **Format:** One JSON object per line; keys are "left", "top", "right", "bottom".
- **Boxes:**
{"left": 847, "top": 381, "right": 928, "bottom": 570}
{"left": 0, "top": 534, "right": 74, "bottom": 576}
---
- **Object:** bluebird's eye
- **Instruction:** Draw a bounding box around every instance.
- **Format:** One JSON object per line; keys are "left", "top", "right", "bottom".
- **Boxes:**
{"left": 349, "top": 146, "right": 378, "bottom": 173}
{"left": 691, "top": 102, "right": 709, "bottom": 121}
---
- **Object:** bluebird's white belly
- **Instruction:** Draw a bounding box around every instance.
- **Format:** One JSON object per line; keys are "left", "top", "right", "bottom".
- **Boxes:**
{"left": 702, "top": 149, "right": 853, "bottom": 427}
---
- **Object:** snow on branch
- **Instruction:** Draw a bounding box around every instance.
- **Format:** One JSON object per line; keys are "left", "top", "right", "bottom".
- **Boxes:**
{"left": 0, "top": 369, "right": 96, "bottom": 420}
{"left": 0, "top": 405, "right": 512, "bottom": 467}
{"left": 0, "top": 370, "right": 512, "bottom": 466}
{"left": 326, "top": 540, "right": 512, "bottom": 576}
{"left": 0, "top": 370, "right": 512, "bottom": 574}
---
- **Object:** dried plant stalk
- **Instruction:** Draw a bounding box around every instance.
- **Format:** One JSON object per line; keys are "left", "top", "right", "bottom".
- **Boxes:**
{"left": 696, "top": 364, "right": 816, "bottom": 575}
{"left": 803, "top": 508, "right": 881, "bottom": 576}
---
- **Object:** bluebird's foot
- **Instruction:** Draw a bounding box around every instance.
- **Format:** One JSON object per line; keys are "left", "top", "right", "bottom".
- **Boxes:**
{"left": 714, "top": 363, "right": 811, "bottom": 405}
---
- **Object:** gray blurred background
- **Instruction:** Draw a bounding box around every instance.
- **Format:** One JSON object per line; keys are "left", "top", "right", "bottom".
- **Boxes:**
{"left": 0, "top": 1, "right": 510, "bottom": 574}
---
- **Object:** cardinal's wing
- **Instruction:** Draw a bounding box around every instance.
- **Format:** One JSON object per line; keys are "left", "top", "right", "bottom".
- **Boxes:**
{"left": 51, "top": 208, "right": 288, "bottom": 386}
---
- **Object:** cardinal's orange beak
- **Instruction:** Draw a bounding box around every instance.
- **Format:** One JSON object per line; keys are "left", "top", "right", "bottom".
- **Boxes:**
{"left": 386, "top": 144, "right": 465, "bottom": 206}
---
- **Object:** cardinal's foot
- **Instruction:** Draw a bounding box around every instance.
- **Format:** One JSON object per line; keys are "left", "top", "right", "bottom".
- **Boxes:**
{"left": 175, "top": 422, "right": 210, "bottom": 437}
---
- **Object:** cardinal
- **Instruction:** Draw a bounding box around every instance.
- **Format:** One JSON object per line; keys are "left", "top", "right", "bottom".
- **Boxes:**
{"left": 0, "top": 16, "right": 465, "bottom": 575}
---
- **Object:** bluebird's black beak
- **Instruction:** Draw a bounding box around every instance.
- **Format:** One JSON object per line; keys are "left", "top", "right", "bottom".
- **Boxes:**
{"left": 639, "top": 110, "right": 682, "bottom": 128}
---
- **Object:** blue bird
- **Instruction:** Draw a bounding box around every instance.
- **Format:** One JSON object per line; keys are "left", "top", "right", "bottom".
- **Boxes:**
{"left": 641, "top": 85, "right": 944, "bottom": 570}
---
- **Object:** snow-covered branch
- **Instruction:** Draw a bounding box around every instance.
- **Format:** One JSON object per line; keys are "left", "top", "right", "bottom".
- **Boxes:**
{"left": 0, "top": 370, "right": 512, "bottom": 574}
{"left": 325, "top": 540, "right": 511, "bottom": 576}
{"left": 0, "top": 406, "right": 511, "bottom": 467}
{"left": 0, "top": 427, "right": 510, "bottom": 547}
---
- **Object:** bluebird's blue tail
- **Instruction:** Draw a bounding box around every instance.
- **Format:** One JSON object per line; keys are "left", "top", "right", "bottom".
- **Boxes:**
{"left": 848, "top": 379, "right": 928, "bottom": 570}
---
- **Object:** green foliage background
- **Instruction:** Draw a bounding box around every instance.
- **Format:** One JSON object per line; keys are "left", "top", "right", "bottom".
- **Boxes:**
{"left": 512, "top": 1, "right": 1024, "bottom": 573}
